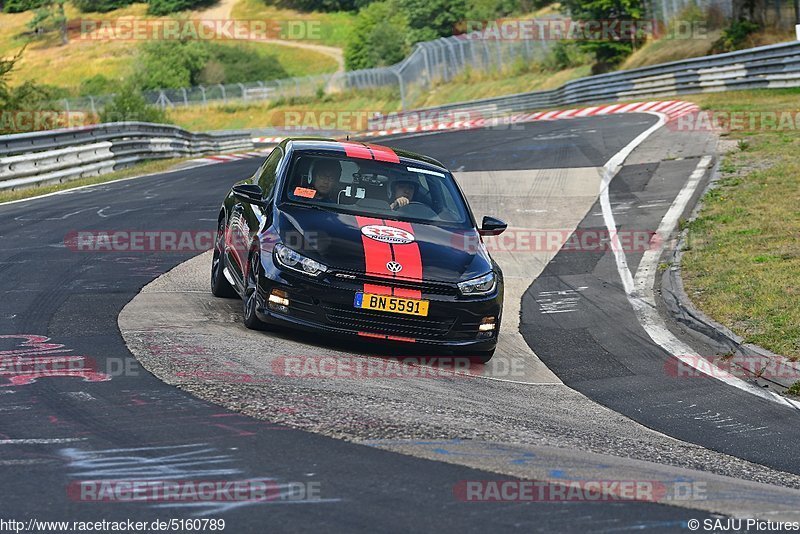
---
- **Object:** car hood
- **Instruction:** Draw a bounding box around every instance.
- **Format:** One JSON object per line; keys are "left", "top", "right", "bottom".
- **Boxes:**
{"left": 274, "top": 205, "right": 493, "bottom": 284}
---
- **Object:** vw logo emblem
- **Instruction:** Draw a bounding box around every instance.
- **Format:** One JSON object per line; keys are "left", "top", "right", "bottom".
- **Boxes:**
{"left": 386, "top": 261, "right": 403, "bottom": 273}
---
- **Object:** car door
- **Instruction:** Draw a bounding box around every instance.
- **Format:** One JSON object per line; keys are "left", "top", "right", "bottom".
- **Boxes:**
{"left": 226, "top": 147, "right": 284, "bottom": 286}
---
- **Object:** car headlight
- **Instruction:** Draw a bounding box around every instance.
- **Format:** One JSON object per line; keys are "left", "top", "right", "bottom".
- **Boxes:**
{"left": 458, "top": 272, "right": 496, "bottom": 296}
{"left": 274, "top": 244, "right": 328, "bottom": 277}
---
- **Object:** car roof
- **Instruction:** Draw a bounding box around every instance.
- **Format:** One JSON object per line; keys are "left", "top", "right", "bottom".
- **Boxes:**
{"left": 283, "top": 138, "right": 447, "bottom": 172}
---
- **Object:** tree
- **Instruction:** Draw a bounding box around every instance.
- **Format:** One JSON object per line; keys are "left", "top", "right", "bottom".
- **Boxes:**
{"left": 28, "top": 0, "right": 68, "bottom": 45}
{"left": 345, "top": 1, "right": 410, "bottom": 69}
{"left": 0, "top": 50, "right": 22, "bottom": 107}
{"left": 560, "top": 0, "right": 645, "bottom": 73}
{"left": 394, "top": 0, "right": 467, "bottom": 43}
{"left": 134, "top": 40, "right": 211, "bottom": 90}
{"left": 345, "top": 0, "right": 468, "bottom": 69}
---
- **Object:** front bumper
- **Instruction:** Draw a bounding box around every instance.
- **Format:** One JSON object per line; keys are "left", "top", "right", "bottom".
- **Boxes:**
{"left": 255, "top": 257, "right": 502, "bottom": 352}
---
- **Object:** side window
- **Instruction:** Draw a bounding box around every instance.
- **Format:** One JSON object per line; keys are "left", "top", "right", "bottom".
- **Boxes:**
{"left": 257, "top": 147, "right": 284, "bottom": 198}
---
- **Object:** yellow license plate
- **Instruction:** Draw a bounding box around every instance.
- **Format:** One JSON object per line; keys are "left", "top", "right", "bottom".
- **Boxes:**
{"left": 354, "top": 293, "right": 429, "bottom": 317}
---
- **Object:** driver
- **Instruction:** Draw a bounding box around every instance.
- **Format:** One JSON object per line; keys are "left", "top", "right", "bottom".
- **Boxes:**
{"left": 389, "top": 178, "right": 418, "bottom": 210}
{"left": 310, "top": 159, "right": 342, "bottom": 202}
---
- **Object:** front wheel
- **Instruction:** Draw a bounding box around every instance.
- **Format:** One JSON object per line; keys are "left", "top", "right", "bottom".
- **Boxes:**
{"left": 462, "top": 348, "right": 495, "bottom": 364}
{"left": 211, "top": 217, "right": 237, "bottom": 298}
{"left": 475, "top": 349, "right": 495, "bottom": 364}
{"left": 243, "top": 250, "right": 269, "bottom": 330}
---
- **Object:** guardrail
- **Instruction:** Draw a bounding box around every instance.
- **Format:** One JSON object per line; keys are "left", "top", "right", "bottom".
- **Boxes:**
{"left": 369, "top": 40, "right": 800, "bottom": 127}
{"left": 0, "top": 122, "right": 253, "bottom": 191}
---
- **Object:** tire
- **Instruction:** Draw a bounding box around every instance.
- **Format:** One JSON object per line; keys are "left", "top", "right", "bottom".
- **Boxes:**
{"left": 471, "top": 349, "right": 495, "bottom": 364}
{"left": 461, "top": 349, "right": 496, "bottom": 363}
{"left": 243, "top": 249, "right": 269, "bottom": 330}
{"left": 211, "top": 217, "right": 237, "bottom": 298}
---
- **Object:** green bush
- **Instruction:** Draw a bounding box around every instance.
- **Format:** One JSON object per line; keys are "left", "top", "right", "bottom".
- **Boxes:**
{"left": 79, "top": 74, "right": 121, "bottom": 96}
{"left": 542, "top": 41, "right": 590, "bottom": 71}
{"left": 3, "top": 0, "right": 45, "bottom": 13}
{"left": 99, "top": 84, "right": 168, "bottom": 123}
{"left": 395, "top": 0, "right": 466, "bottom": 43}
{"left": 345, "top": 1, "right": 410, "bottom": 69}
{"left": 269, "top": 0, "right": 374, "bottom": 12}
{"left": 198, "top": 43, "right": 288, "bottom": 84}
{"left": 71, "top": 0, "right": 134, "bottom": 13}
{"left": 134, "top": 40, "right": 290, "bottom": 90}
{"left": 711, "top": 19, "right": 760, "bottom": 53}
{"left": 134, "top": 40, "right": 210, "bottom": 90}
{"left": 147, "top": 0, "right": 215, "bottom": 16}
{"left": 463, "top": 0, "right": 519, "bottom": 23}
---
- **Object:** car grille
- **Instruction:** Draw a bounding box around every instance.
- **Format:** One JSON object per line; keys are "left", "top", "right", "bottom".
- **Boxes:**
{"left": 331, "top": 271, "right": 459, "bottom": 296}
{"left": 322, "top": 304, "right": 456, "bottom": 339}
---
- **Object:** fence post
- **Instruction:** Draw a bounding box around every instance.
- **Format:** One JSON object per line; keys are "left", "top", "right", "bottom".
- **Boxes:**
{"left": 420, "top": 43, "right": 433, "bottom": 85}
{"left": 156, "top": 91, "right": 169, "bottom": 110}
{"left": 444, "top": 39, "right": 458, "bottom": 80}
{"left": 219, "top": 84, "right": 227, "bottom": 103}
{"left": 199, "top": 85, "right": 207, "bottom": 106}
{"left": 182, "top": 88, "right": 188, "bottom": 107}
{"left": 392, "top": 68, "right": 406, "bottom": 110}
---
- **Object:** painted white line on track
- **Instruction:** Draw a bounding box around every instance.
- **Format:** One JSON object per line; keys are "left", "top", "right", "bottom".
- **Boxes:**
{"left": 0, "top": 438, "right": 87, "bottom": 444}
{"left": 598, "top": 119, "right": 800, "bottom": 409}
{"left": 598, "top": 112, "right": 667, "bottom": 295}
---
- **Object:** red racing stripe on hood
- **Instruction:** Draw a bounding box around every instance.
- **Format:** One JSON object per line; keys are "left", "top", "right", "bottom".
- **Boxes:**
{"left": 355, "top": 216, "right": 394, "bottom": 280}
{"left": 387, "top": 221, "right": 422, "bottom": 299}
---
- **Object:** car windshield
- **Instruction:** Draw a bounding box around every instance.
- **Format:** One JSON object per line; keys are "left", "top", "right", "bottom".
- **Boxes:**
{"left": 280, "top": 152, "right": 472, "bottom": 227}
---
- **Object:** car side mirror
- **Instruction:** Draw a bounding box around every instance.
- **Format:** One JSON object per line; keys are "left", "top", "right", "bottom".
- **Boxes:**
{"left": 232, "top": 184, "right": 267, "bottom": 207}
{"left": 479, "top": 216, "right": 507, "bottom": 236}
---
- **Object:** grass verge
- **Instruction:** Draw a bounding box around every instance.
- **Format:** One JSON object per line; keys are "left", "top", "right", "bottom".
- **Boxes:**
{"left": 678, "top": 88, "right": 800, "bottom": 360}
{"left": 0, "top": 157, "right": 190, "bottom": 204}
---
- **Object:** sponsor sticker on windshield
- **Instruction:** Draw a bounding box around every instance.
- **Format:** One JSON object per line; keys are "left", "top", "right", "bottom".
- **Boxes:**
{"left": 294, "top": 186, "right": 316, "bottom": 198}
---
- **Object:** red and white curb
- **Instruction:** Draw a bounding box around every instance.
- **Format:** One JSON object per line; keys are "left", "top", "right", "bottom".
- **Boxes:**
{"left": 359, "top": 100, "right": 700, "bottom": 137}
{"left": 252, "top": 136, "right": 286, "bottom": 144}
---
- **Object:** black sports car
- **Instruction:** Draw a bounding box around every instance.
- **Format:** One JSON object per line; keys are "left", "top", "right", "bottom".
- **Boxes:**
{"left": 211, "top": 139, "right": 507, "bottom": 360}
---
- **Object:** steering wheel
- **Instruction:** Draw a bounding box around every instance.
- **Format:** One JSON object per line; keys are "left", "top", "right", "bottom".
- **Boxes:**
{"left": 397, "top": 201, "right": 437, "bottom": 218}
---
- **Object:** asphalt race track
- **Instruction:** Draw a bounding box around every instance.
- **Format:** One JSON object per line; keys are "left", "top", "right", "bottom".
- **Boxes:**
{"left": 1, "top": 113, "right": 798, "bottom": 531}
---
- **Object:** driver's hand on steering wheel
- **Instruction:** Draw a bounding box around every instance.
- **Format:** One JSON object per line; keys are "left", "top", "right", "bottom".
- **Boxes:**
{"left": 390, "top": 196, "right": 410, "bottom": 210}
